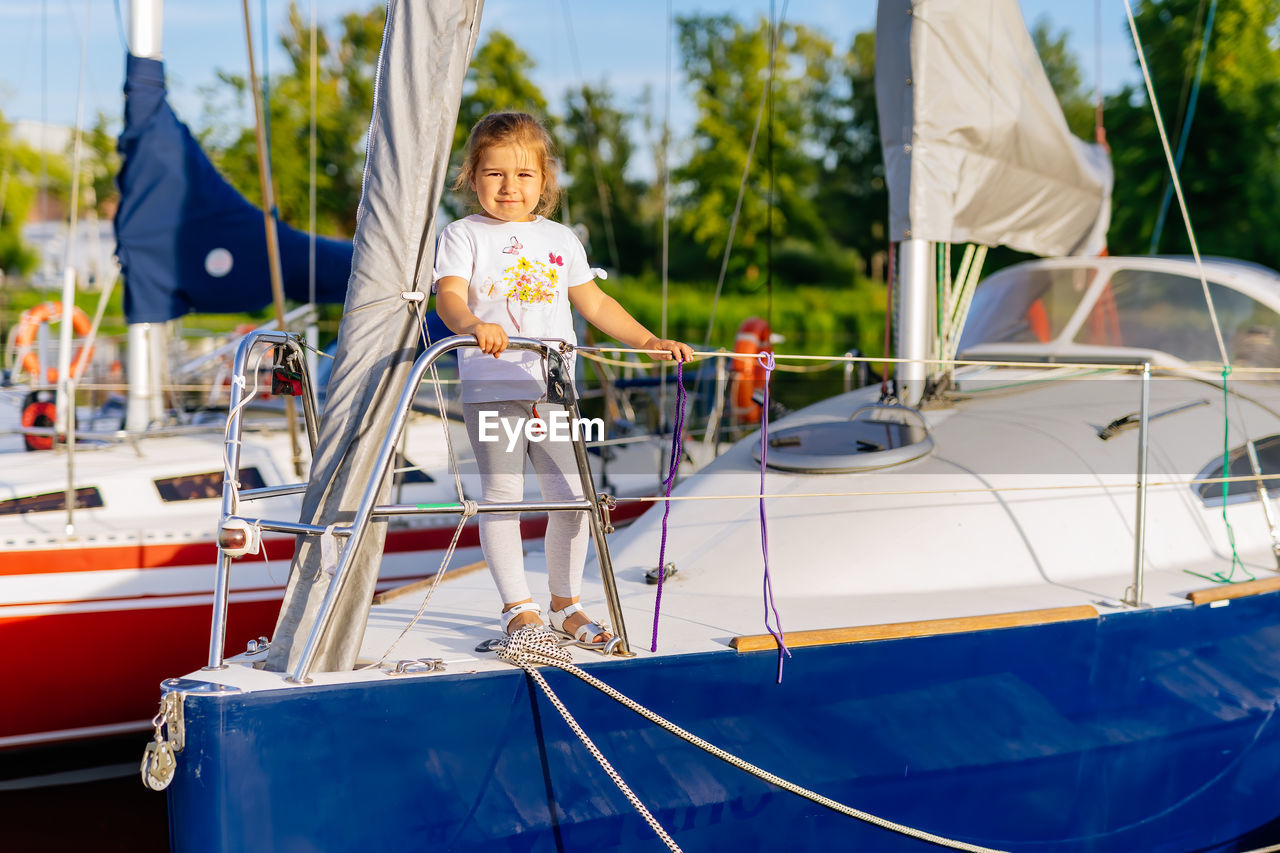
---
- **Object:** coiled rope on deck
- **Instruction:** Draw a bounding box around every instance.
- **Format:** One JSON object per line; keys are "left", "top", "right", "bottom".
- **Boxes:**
{"left": 494, "top": 631, "right": 1004, "bottom": 853}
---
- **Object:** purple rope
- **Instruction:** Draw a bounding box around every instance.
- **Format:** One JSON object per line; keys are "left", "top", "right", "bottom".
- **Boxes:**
{"left": 757, "top": 351, "right": 789, "bottom": 683}
{"left": 650, "top": 360, "right": 687, "bottom": 652}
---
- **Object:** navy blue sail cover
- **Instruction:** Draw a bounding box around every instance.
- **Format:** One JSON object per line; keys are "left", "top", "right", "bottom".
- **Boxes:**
{"left": 114, "top": 54, "right": 353, "bottom": 323}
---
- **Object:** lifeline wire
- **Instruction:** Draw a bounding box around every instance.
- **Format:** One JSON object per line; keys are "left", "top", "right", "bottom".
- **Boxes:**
{"left": 650, "top": 360, "right": 687, "bottom": 652}
{"left": 757, "top": 352, "right": 789, "bottom": 682}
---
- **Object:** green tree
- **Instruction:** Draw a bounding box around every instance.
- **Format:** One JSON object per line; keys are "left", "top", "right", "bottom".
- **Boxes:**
{"left": 84, "top": 111, "right": 121, "bottom": 217}
{"left": 814, "top": 29, "right": 883, "bottom": 278}
{"left": 0, "top": 111, "right": 51, "bottom": 276}
{"left": 1030, "top": 19, "right": 1095, "bottom": 141}
{"left": 1107, "top": 0, "right": 1280, "bottom": 264}
{"left": 208, "top": 2, "right": 385, "bottom": 236}
{"left": 558, "top": 82, "right": 653, "bottom": 275}
{"left": 673, "top": 14, "right": 839, "bottom": 287}
{"left": 447, "top": 31, "right": 549, "bottom": 217}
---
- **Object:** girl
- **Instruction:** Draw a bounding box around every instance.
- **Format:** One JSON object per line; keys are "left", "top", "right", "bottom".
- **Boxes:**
{"left": 433, "top": 112, "right": 693, "bottom": 651}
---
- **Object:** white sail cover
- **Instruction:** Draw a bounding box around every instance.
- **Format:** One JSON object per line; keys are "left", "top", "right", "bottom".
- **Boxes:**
{"left": 265, "top": 0, "right": 484, "bottom": 673}
{"left": 876, "top": 0, "right": 1112, "bottom": 256}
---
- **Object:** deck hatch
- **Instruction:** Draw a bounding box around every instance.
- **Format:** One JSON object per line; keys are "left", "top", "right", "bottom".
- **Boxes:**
{"left": 754, "top": 404, "right": 933, "bottom": 473}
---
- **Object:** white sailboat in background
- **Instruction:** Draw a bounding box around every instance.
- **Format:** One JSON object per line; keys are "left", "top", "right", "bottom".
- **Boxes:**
{"left": 0, "top": 0, "right": 704, "bottom": 750}
{"left": 149, "top": 1, "right": 1280, "bottom": 851}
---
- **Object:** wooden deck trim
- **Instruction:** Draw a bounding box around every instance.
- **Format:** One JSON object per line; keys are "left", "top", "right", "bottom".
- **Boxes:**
{"left": 371, "top": 560, "right": 488, "bottom": 605}
{"left": 729, "top": 604, "right": 1099, "bottom": 653}
{"left": 1186, "top": 575, "right": 1280, "bottom": 605}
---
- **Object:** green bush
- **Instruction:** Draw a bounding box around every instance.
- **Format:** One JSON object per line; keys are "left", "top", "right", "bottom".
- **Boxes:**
{"left": 600, "top": 273, "right": 885, "bottom": 358}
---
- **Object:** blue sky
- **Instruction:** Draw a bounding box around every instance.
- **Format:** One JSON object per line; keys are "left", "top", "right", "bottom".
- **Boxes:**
{"left": 0, "top": 1, "right": 1141, "bottom": 145}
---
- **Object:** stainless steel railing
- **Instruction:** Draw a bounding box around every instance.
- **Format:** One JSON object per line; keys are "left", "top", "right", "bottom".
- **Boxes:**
{"left": 207, "top": 332, "right": 629, "bottom": 681}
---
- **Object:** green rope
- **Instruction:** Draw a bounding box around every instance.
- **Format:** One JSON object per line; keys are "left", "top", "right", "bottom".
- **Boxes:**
{"left": 1186, "top": 366, "right": 1254, "bottom": 584}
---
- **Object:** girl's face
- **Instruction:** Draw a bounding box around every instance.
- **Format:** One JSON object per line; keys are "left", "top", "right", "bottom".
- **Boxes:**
{"left": 471, "top": 143, "right": 543, "bottom": 223}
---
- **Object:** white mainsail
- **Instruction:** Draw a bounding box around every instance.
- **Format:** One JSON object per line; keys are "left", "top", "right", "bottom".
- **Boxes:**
{"left": 265, "top": 0, "right": 485, "bottom": 673}
{"left": 876, "top": 0, "right": 1112, "bottom": 257}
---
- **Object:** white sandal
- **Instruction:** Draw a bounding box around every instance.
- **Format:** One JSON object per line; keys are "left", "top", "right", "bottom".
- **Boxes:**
{"left": 501, "top": 601, "right": 544, "bottom": 635}
{"left": 549, "top": 603, "right": 622, "bottom": 655}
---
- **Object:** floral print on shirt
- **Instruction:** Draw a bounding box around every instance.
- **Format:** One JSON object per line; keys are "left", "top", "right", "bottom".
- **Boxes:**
{"left": 501, "top": 253, "right": 558, "bottom": 305}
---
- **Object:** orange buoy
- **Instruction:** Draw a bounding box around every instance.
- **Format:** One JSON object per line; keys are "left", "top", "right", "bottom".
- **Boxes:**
{"left": 12, "top": 301, "right": 94, "bottom": 384}
{"left": 731, "top": 316, "right": 772, "bottom": 424}
{"left": 20, "top": 395, "right": 56, "bottom": 451}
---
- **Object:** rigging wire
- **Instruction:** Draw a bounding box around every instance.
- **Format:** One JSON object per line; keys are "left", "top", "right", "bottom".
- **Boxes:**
{"left": 559, "top": 0, "right": 621, "bottom": 273}
{"left": 659, "top": 0, "right": 672, "bottom": 442}
{"left": 1170, "top": 0, "right": 1210, "bottom": 154}
{"left": 1122, "top": 0, "right": 1227, "bottom": 365}
{"left": 261, "top": 0, "right": 276, "bottom": 221}
{"left": 38, "top": 0, "right": 48, "bottom": 253}
{"left": 56, "top": 0, "right": 91, "bottom": 284}
{"left": 1124, "top": 0, "right": 1253, "bottom": 582}
{"left": 112, "top": 0, "right": 129, "bottom": 52}
{"left": 1094, "top": 0, "right": 1103, "bottom": 140}
{"left": 701, "top": 0, "right": 791, "bottom": 350}
{"left": 0, "top": 5, "right": 43, "bottom": 258}
{"left": 766, "top": 0, "right": 775, "bottom": 330}
{"left": 308, "top": 0, "right": 318, "bottom": 308}
{"left": 1148, "top": 0, "right": 1218, "bottom": 254}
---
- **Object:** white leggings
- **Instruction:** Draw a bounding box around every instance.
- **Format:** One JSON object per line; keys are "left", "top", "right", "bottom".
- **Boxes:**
{"left": 463, "top": 400, "right": 588, "bottom": 605}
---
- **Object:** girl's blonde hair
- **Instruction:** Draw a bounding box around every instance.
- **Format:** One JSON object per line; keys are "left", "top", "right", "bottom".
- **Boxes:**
{"left": 452, "top": 112, "right": 561, "bottom": 218}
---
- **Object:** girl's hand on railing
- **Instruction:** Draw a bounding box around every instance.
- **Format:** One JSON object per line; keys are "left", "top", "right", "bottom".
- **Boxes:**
{"left": 469, "top": 322, "right": 509, "bottom": 357}
{"left": 642, "top": 337, "right": 695, "bottom": 363}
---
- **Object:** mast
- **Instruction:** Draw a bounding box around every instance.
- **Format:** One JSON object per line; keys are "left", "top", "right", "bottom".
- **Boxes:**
{"left": 895, "top": 239, "right": 935, "bottom": 406}
{"left": 240, "top": 0, "right": 304, "bottom": 477}
{"left": 124, "top": 0, "right": 167, "bottom": 431}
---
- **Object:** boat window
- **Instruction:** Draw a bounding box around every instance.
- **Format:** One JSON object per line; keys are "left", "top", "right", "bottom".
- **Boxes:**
{"left": 1195, "top": 435, "right": 1280, "bottom": 505}
{"left": 0, "top": 487, "right": 104, "bottom": 516}
{"left": 1081, "top": 271, "right": 1280, "bottom": 366}
{"left": 754, "top": 405, "right": 932, "bottom": 473}
{"left": 958, "top": 266, "right": 1096, "bottom": 349}
{"left": 154, "top": 468, "right": 267, "bottom": 502}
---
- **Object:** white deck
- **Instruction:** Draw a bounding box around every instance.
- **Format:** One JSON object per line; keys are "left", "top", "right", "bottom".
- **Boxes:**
{"left": 194, "top": 364, "right": 1280, "bottom": 694}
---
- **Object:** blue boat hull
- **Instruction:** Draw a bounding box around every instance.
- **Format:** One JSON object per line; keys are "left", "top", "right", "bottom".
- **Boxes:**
{"left": 167, "top": 592, "right": 1280, "bottom": 852}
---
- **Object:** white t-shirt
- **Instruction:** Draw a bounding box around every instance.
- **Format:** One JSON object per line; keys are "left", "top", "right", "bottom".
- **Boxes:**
{"left": 433, "top": 214, "right": 592, "bottom": 403}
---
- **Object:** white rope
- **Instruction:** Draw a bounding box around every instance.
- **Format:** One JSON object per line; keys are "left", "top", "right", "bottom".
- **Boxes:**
{"left": 496, "top": 638, "right": 1002, "bottom": 852}
{"left": 363, "top": 499, "right": 478, "bottom": 668}
{"left": 496, "top": 629, "right": 683, "bottom": 852}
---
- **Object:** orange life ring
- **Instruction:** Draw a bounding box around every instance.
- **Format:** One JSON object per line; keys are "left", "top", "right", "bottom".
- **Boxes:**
{"left": 21, "top": 398, "right": 56, "bottom": 451}
{"left": 13, "top": 301, "right": 94, "bottom": 384}
{"left": 731, "top": 316, "right": 772, "bottom": 424}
